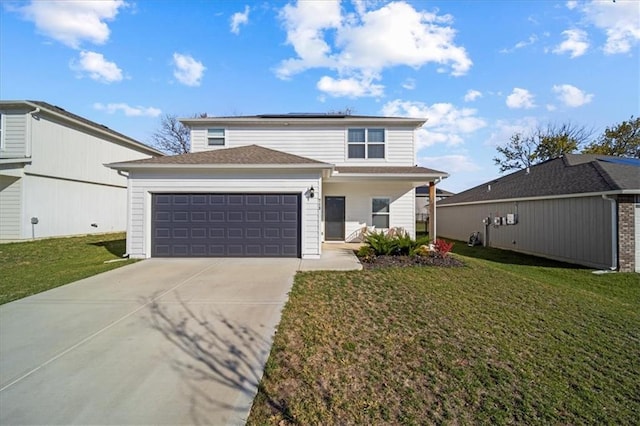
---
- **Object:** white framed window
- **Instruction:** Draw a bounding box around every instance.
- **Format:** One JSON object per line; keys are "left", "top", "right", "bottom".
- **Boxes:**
{"left": 348, "top": 128, "right": 385, "bottom": 159}
{"left": 372, "top": 197, "right": 390, "bottom": 228}
{"left": 207, "top": 128, "right": 225, "bottom": 146}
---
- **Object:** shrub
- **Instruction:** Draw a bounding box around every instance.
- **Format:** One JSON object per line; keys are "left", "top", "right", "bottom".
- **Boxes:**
{"left": 433, "top": 239, "right": 454, "bottom": 257}
{"left": 357, "top": 245, "right": 376, "bottom": 263}
{"left": 362, "top": 229, "right": 431, "bottom": 257}
{"left": 364, "top": 231, "right": 398, "bottom": 256}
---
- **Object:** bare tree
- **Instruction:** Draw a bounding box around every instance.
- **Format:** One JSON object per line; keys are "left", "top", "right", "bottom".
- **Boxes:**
{"left": 328, "top": 107, "right": 355, "bottom": 115}
{"left": 150, "top": 113, "right": 207, "bottom": 155}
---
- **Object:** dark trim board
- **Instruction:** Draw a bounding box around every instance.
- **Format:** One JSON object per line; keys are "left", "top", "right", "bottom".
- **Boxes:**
{"left": 151, "top": 193, "right": 301, "bottom": 258}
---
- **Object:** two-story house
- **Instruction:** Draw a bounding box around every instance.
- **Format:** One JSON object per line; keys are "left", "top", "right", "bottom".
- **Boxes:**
{"left": 108, "top": 114, "right": 448, "bottom": 259}
{"left": 0, "top": 100, "right": 163, "bottom": 241}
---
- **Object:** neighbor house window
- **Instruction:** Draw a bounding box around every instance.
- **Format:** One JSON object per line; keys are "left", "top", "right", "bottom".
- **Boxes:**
{"left": 207, "top": 128, "right": 225, "bottom": 146}
{"left": 372, "top": 197, "right": 390, "bottom": 228}
{"left": 348, "top": 128, "right": 385, "bottom": 159}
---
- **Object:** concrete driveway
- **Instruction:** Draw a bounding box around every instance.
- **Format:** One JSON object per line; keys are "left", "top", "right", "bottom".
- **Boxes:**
{"left": 0, "top": 258, "right": 301, "bottom": 425}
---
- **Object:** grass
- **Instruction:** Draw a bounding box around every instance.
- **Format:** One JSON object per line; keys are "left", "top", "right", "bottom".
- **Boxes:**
{"left": 248, "top": 243, "right": 640, "bottom": 424}
{"left": 0, "top": 233, "right": 136, "bottom": 305}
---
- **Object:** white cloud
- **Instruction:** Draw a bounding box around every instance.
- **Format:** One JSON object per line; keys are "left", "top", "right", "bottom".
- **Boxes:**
{"left": 70, "top": 51, "right": 123, "bottom": 83}
{"left": 17, "top": 0, "right": 126, "bottom": 49}
{"left": 485, "top": 117, "right": 539, "bottom": 148}
{"left": 317, "top": 75, "right": 384, "bottom": 98}
{"left": 506, "top": 88, "right": 536, "bottom": 109}
{"left": 277, "top": 1, "right": 471, "bottom": 98}
{"left": 230, "top": 5, "right": 250, "bottom": 34}
{"left": 172, "top": 53, "right": 206, "bottom": 86}
{"left": 553, "top": 29, "right": 589, "bottom": 58}
{"left": 464, "top": 89, "right": 482, "bottom": 102}
{"left": 402, "top": 78, "right": 416, "bottom": 90}
{"left": 500, "top": 34, "right": 538, "bottom": 53}
{"left": 552, "top": 84, "right": 594, "bottom": 107}
{"left": 93, "top": 102, "right": 161, "bottom": 117}
{"left": 419, "top": 154, "right": 480, "bottom": 173}
{"left": 578, "top": 0, "right": 640, "bottom": 54}
{"left": 566, "top": 1, "right": 578, "bottom": 11}
{"left": 546, "top": 104, "right": 557, "bottom": 111}
{"left": 381, "top": 99, "right": 487, "bottom": 149}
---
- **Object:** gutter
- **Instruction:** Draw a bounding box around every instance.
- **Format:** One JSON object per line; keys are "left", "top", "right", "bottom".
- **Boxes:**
{"left": 106, "top": 162, "right": 334, "bottom": 171}
{"left": 439, "top": 189, "right": 640, "bottom": 207}
{"left": 602, "top": 194, "right": 618, "bottom": 271}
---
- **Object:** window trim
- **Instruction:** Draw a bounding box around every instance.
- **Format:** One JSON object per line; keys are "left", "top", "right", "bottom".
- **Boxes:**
{"left": 207, "top": 128, "right": 226, "bottom": 146}
{"left": 371, "top": 196, "right": 391, "bottom": 229}
{"left": 0, "top": 113, "right": 4, "bottom": 150}
{"left": 347, "top": 128, "right": 385, "bottom": 159}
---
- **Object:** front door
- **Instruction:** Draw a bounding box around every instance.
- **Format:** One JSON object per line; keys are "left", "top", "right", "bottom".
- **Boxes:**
{"left": 325, "top": 196, "right": 345, "bottom": 241}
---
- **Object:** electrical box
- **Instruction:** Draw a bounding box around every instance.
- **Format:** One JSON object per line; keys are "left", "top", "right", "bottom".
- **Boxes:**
{"left": 493, "top": 217, "right": 501, "bottom": 226}
{"left": 482, "top": 217, "right": 490, "bottom": 225}
{"left": 506, "top": 213, "right": 517, "bottom": 225}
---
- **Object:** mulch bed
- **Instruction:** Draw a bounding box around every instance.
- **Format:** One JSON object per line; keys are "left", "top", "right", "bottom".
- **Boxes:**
{"left": 357, "top": 254, "right": 464, "bottom": 270}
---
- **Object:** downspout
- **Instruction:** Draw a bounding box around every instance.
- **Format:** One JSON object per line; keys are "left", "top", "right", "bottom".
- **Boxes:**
{"left": 602, "top": 195, "right": 618, "bottom": 271}
{"left": 26, "top": 107, "right": 40, "bottom": 158}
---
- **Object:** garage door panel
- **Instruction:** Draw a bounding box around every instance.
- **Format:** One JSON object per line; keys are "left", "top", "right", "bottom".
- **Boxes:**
{"left": 152, "top": 193, "right": 300, "bottom": 257}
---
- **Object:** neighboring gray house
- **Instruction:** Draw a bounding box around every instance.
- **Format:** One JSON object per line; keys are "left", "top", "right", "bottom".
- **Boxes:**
{"left": 108, "top": 114, "right": 448, "bottom": 259}
{"left": 0, "top": 100, "right": 163, "bottom": 241}
{"left": 438, "top": 154, "right": 639, "bottom": 272}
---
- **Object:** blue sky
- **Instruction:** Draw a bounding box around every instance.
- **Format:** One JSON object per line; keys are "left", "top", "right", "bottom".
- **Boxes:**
{"left": 1, "top": 0, "right": 638, "bottom": 192}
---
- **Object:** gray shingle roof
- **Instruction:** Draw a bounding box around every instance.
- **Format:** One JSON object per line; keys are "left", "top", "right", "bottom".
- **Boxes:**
{"left": 112, "top": 144, "right": 331, "bottom": 166}
{"left": 440, "top": 154, "right": 640, "bottom": 205}
{"left": 335, "top": 166, "right": 447, "bottom": 175}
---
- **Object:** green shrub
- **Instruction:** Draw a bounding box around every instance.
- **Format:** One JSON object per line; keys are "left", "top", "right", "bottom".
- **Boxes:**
{"left": 362, "top": 229, "right": 431, "bottom": 257}
{"left": 357, "top": 245, "right": 376, "bottom": 263}
{"left": 364, "top": 231, "right": 398, "bottom": 255}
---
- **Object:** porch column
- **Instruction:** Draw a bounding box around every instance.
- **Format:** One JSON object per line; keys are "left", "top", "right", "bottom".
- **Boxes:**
{"left": 428, "top": 181, "right": 436, "bottom": 240}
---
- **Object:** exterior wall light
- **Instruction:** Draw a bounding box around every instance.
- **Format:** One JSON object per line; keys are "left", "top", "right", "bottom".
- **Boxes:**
{"left": 309, "top": 186, "right": 315, "bottom": 198}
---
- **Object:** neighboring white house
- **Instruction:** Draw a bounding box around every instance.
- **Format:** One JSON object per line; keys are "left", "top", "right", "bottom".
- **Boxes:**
{"left": 0, "top": 100, "right": 163, "bottom": 241}
{"left": 108, "top": 114, "right": 448, "bottom": 259}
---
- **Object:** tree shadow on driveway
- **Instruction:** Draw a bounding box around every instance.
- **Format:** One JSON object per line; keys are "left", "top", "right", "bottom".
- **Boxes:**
{"left": 147, "top": 298, "right": 297, "bottom": 425}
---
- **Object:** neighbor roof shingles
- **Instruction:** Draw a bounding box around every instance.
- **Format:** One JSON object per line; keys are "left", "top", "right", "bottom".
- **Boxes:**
{"left": 440, "top": 154, "right": 640, "bottom": 205}
{"left": 115, "top": 144, "right": 330, "bottom": 166}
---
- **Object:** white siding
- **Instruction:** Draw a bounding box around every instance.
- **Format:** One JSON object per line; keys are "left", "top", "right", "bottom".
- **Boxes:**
{"left": 323, "top": 182, "right": 416, "bottom": 241}
{"left": 127, "top": 169, "right": 322, "bottom": 259}
{"left": 28, "top": 113, "right": 153, "bottom": 187}
{"left": 0, "top": 176, "right": 22, "bottom": 240}
{"left": 21, "top": 174, "right": 128, "bottom": 239}
{"left": 1, "top": 111, "right": 28, "bottom": 158}
{"left": 190, "top": 125, "right": 416, "bottom": 166}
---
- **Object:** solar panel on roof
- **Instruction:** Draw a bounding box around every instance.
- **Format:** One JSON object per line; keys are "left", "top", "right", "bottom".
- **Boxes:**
{"left": 600, "top": 157, "right": 640, "bottom": 167}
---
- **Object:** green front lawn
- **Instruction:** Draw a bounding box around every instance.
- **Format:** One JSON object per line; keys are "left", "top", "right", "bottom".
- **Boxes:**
{"left": 248, "top": 245, "right": 639, "bottom": 424}
{"left": 0, "top": 233, "right": 136, "bottom": 305}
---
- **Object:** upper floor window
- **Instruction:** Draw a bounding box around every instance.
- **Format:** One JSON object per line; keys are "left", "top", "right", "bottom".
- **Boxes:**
{"left": 348, "top": 128, "right": 385, "bottom": 159}
{"left": 207, "top": 128, "right": 225, "bottom": 146}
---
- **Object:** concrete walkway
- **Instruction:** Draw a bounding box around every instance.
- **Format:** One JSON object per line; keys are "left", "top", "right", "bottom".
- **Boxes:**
{"left": 0, "top": 249, "right": 361, "bottom": 425}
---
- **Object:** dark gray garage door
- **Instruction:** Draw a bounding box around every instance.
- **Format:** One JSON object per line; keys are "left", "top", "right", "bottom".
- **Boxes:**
{"left": 152, "top": 193, "right": 301, "bottom": 257}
